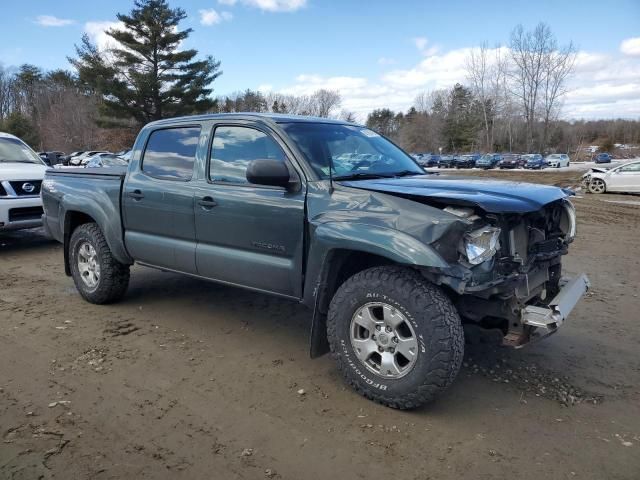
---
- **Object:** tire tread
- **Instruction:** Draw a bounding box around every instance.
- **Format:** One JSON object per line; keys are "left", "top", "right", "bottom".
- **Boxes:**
{"left": 327, "top": 266, "right": 464, "bottom": 409}
{"left": 70, "top": 223, "right": 130, "bottom": 304}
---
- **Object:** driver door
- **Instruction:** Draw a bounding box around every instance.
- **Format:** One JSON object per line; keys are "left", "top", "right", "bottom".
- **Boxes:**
{"left": 193, "top": 123, "right": 306, "bottom": 298}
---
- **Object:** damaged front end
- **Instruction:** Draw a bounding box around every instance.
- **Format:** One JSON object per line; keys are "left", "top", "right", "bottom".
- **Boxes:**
{"left": 424, "top": 199, "right": 589, "bottom": 347}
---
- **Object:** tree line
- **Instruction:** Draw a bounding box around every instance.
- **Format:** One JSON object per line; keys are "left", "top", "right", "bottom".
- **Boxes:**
{"left": 365, "top": 86, "right": 640, "bottom": 156}
{"left": 366, "top": 23, "right": 640, "bottom": 155}
{"left": 0, "top": 0, "right": 637, "bottom": 156}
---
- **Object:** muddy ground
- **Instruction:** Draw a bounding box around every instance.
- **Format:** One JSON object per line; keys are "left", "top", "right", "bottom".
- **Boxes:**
{"left": 1, "top": 169, "right": 639, "bottom": 479}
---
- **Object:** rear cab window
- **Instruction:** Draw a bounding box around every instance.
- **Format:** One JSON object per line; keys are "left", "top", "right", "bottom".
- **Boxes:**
{"left": 142, "top": 126, "right": 201, "bottom": 180}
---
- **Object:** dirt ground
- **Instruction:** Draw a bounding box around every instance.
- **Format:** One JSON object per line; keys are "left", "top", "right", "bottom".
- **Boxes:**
{"left": 1, "top": 169, "right": 639, "bottom": 480}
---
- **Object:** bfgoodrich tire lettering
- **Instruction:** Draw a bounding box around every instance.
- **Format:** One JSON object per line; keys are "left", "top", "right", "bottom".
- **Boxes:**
{"left": 327, "top": 266, "right": 464, "bottom": 409}
{"left": 69, "top": 223, "right": 130, "bottom": 304}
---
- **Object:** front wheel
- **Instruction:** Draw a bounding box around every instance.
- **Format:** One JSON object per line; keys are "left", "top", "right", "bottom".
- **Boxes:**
{"left": 69, "top": 223, "right": 130, "bottom": 304}
{"left": 327, "top": 267, "right": 464, "bottom": 409}
{"left": 589, "top": 178, "right": 606, "bottom": 194}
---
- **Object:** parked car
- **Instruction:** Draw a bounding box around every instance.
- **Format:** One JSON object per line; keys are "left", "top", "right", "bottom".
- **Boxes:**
{"left": 61, "top": 151, "right": 85, "bottom": 165}
{"left": 523, "top": 154, "right": 547, "bottom": 170}
{"left": 594, "top": 153, "right": 612, "bottom": 164}
{"left": 0, "top": 132, "right": 48, "bottom": 232}
{"left": 454, "top": 154, "right": 480, "bottom": 169}
{"left": 85, "top": 153, "right": 129, "bottom": 168}
{"left": 438, "top": 154, "right": 456, "bottom": 168}
{"left": 42, "top": 113, "right": 589, "bottom": 409}
{"left": 499, "top": 153, "right": 526, "bottom": 169}
{"left": 424, "top": 154, "right": 441, "bottom": 167}
{"left": 417, "top": 154, "right": 440, "bottom": 168}
{"left": 545, "top": 154, "right": 570, "bottom": 168}
{"left": 582, "top": 160, "right": 640, "bottom": 194}
{"left": 475, "top": 153, "right": 503, "bottom": 169}
{"left": 38, "top": 151, "right": 65, "bottom": 167}
{"left": 70, "top": 151, "right": 109, "bottom": 166}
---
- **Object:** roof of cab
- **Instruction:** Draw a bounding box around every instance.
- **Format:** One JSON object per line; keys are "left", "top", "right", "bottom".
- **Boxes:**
{"left": 146, "top": 112, "right": 360, "bottom": 128}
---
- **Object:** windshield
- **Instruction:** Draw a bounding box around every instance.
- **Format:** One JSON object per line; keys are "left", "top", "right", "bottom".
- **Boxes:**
{"left": 0, "top": 137, "right": 44, "bottom": 164}
{"left": 280, "top": 123, "right": 424, "bottom": 179}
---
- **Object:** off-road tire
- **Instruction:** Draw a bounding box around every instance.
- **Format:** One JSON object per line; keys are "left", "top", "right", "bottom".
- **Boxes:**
{"left": 327, "top": 266, "right": 464, "bottom": 409}
{"left": 69, "top": 223, "right": 130, "bottom": 304}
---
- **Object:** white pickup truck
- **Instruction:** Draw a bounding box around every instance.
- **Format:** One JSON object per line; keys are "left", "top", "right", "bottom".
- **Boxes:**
{"left": 0, "top": 132, "right": 48, "bottom": 232}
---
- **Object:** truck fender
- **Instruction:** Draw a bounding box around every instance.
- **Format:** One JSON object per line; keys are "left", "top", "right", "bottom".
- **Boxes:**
{"left": 60, "top": 196, "right": 132, "bottom": 275}
{"left": 305, "top": 222, "right": 448, "bottom": 357}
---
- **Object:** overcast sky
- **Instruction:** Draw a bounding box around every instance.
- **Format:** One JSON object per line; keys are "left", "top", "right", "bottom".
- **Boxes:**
{"left": 2, "top": 0, "right": 639, "bottom": 121}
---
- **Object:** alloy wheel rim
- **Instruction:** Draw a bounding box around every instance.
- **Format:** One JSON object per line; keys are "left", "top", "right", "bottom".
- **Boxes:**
{"left": 590, "top": 180, "right": 605, "bottom": 193}
{"left": 77, "top": 241, "right": 100, "bottom": 289}
{"left": 349, "top": 302, "right": 419, "bottom": 379}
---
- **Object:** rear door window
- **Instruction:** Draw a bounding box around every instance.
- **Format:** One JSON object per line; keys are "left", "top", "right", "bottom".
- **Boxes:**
{"left": 142, "top": 127, "right": 201, "bottom": 180}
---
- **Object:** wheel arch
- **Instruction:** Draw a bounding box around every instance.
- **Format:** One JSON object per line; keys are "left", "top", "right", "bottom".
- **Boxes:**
{"left": 63, "top": 211, "right": 96, "bottom": 276}
{"left": 308, "top": 248, "right": 401, "bottom": 358}
{"left": 305, "top": 222, "right": 450, "bottom": 358}
{"left": 62, "top": 209, "right": 131, "bottom": 276}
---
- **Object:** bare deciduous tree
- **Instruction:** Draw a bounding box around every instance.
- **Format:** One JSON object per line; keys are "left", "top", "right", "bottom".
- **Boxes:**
{"left": 540, "top": 43, "right": 577, "bottom": 149}
{"left": 466, "top": 42, "right": 495, "bottom": 150}
{"left": 508, "top": 22, "right": 576, "bottom": 152}
{"left": 309, "top": 89, "right": 341, "bottom": 118}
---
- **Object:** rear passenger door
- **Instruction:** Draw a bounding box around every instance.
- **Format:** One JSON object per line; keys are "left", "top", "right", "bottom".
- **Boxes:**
{"left": 193, "top": 123, "right": 306, "bottom": 298}
{"left": 123, "top": 125, "right": 202, "bottom": 273}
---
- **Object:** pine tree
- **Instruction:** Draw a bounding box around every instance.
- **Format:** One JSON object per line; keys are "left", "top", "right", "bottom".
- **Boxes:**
{"left": 70, "top": 0, "right": 221, "bottom": 126}
{"left": 443, "top": 84, "right": 480, "bottom": 151}
{"left": 1, "top": 112, "right": 39, "bottom": 148}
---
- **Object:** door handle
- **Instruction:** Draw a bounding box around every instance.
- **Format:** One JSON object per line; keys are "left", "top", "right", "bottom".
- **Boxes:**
{"left": 198, "top": 196, "right": 217, "bottom": 209}
{"left": 127, "top": 189, "right": 144, "bottom": 200}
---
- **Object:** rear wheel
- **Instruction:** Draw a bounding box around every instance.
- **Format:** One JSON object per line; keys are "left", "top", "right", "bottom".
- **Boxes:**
{"left": 589, "top": 178, "right": 606, "bottom": 194}
{"left": 69, "top": 223, "right": 130, "bottom": 304}
{"left": 327, "top": 266, "right": 464, "bottom": 409}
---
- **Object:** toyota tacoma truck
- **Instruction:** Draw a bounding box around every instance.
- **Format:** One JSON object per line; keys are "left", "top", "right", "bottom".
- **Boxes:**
{"left": 41, "top": 114, "right": 589, "bottom": 409}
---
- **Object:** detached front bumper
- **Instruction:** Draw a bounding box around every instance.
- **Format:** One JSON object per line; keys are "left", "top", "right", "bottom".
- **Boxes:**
{"left": 505, "top": 274, "right": 590, "bottom": 347}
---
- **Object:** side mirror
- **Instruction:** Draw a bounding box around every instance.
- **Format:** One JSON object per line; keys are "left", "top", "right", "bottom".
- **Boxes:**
{"left": 246, "top": 159, "right": 291, "bottom": 188}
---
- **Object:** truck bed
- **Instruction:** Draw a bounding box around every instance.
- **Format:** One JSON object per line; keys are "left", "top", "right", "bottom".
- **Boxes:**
{"left": 42, "top": 166, "right": 130, "bottom": 266}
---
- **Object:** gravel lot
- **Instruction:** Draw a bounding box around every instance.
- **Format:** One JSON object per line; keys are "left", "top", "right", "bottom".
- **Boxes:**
{"left": 1, "top": 169, "right": 639, "bottom": 479}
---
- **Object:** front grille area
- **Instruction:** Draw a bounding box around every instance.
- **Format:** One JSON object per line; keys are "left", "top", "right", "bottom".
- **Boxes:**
{"left": 9, "top": 180, "right": 42, "bottom": 196}
{"left": 9, "top": 206, "right": 43, "bottom": 222}
{"left": 494, "top": 200, "right": 570, "bottom": 281}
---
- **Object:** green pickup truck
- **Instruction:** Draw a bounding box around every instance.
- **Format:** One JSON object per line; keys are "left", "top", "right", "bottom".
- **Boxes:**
{"left": 42, "top": 113, "right": 589, "bottom": 409}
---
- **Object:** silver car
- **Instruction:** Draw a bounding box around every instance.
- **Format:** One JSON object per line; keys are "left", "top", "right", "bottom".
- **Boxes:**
{"left": 582, "top": 160, "right": 640, "bottom": 194}
{"left": 545, "top": 154, "right": 570, "bottom": 168}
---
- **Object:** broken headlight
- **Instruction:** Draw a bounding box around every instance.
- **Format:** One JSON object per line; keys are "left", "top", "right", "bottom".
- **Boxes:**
{"left": 561, "top": 199, "right": 576, "bottom": 240}
{"left": 461, "top": 226, "right": 501, "bottom": 265}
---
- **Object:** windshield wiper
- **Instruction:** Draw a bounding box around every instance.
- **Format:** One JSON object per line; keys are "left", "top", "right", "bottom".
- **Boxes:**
{"left": 391, "top": 170, "right": 425, "bottom": 177}
{"left": 333, "top": 172, "right": 395, "bottom": 181}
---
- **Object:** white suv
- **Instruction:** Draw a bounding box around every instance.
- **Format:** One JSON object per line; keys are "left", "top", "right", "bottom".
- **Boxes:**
{"left": 0, "top": 132, "right": 48, "bottom": 232}
{"left": 545, "top": 153, "right": 570, "bottom": 168}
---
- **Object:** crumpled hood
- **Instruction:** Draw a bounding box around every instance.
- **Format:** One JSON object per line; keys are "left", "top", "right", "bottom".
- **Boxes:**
{"left": 339, "top": 175, "right": 571, "bottom": 213}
